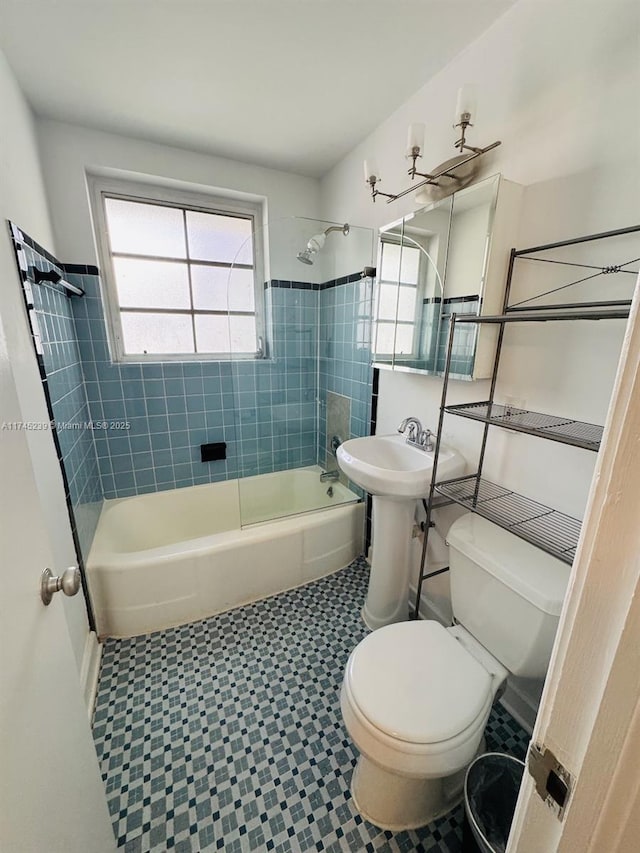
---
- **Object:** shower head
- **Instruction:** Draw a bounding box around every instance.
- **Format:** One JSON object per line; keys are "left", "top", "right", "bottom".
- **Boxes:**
{"left": 296, "top": 223, "right": 349, "bottom": 265}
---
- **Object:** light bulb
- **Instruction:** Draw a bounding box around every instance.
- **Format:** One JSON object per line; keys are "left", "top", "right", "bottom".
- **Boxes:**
{"left": 455, "top": 85, "right": 477, "bottom": 123}
{"left": 406, "top": 123, "right": 425, "bottom": 157}
{"left": 363, "top": 159, "right": 380, "bottom": 183}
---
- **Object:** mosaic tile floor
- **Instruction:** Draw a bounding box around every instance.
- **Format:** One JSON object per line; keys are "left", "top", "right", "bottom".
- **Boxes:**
{"left": 93, "top": 559, "right": 531, "bottom": 852}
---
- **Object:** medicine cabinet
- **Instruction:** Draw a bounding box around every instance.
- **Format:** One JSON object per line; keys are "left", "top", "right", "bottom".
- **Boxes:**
{"left": 372, "top": 173, "right": 522, "bottom": 379}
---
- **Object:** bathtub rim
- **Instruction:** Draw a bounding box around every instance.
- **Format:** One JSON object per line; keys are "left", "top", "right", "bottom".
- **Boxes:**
{"left": 90, "top": 465, "right": 361, "bottom": 559}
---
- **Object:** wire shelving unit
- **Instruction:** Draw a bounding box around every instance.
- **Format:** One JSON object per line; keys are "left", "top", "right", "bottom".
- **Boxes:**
{"left": 413, "top": 223, "right": 640, "bottom": 618}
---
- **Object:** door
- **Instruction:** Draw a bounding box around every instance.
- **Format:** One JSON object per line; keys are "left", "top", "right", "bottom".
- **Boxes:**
{"left": 507, "top": 279, "right": 640, "bottom": 851}
{"left": 0, "top": 324, "right": 116, "bottom": 852}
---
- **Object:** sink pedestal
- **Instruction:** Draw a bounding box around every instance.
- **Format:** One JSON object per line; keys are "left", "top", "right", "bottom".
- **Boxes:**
{"left": 336, "top": 433, "right": 464, "bottom": 632}
{"left": 362, "top": 496, "right": 415, "bottom": 630}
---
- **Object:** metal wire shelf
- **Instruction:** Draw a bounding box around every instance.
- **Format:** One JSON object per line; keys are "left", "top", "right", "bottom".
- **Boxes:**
{"left": 434, "top": 476, "right": 581, "bottom": 564}
{"left": 412, "top": 223, "right": 638, "bottom": 617}
{"left": 450, "top": 306, "right": 630, "bottom": 323}
{"left": 444, "top": 402, "right": 603, "bottom": 451}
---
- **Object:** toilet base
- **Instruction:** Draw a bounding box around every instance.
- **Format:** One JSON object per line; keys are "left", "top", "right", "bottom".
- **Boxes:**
{"left": 350, "top": 754, "right": 466, "bottom": 832}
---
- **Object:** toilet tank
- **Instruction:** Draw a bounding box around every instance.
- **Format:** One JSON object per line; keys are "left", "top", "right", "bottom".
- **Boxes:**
{"left": 447, "top": 513, "right": 570, "bottom": 679}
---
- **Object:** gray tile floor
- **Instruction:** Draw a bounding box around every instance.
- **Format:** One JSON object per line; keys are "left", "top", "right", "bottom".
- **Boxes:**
{"left": 93, "top": 558, "right": 530, "bottom": 852}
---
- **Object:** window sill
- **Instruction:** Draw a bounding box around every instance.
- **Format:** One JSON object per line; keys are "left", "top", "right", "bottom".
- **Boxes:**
{"left": 116, "top": 353, "right": 267, "bottom": 364}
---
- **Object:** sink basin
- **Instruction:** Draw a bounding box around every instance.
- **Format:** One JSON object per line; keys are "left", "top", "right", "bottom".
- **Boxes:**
{"left": 337, "top": 434, "right": 463, "bottom": 498}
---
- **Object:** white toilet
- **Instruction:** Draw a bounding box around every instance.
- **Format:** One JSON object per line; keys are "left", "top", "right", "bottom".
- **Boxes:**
{"left": 341, "top": 512, "right": 570, "bottom": 831}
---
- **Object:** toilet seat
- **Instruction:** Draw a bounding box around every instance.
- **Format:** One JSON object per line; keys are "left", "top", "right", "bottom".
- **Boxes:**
{"left": 346, "top": 620, "right": 493, "bottom": 745}
{"left": 341, "top": 675, "right": 492, "bottom": 779}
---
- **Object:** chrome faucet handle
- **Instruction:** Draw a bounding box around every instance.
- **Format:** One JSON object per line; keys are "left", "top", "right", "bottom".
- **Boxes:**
{"left": 418, "top": 428, "right": 434, "bottom": 451}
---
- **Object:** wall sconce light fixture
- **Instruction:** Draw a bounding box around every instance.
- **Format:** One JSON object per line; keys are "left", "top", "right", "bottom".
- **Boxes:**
{"left": 364, "top": 86, "right": 501, "bottom": 204}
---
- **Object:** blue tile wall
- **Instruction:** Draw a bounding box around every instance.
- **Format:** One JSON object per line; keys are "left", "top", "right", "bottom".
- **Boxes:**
{"left": 318, "top": 276, "right": 374, "bottom": 460}
{"left": 70, "top": 271, "right": 240, "bottom": 499}
{"left": 24, "top": 247, "right": 103, "bottom": 560}
{"left": 420, "top": 297, "right": 441, "bottom": 369}
{"left": 436, "top": 295, "right": 480, "bottom": 375}
{"left": 17, "top": 223, "right": 375, "bottom": 536}
{"left": 69, "top": 273, "right": 374, "bottom": 498}
{"left": 246, "top": 284, "right": 318, "bottom": 474}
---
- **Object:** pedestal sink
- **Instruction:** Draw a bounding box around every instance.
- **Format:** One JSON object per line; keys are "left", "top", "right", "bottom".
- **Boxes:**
{"left": 337, "top": 434, "right": 464, "bottom": 629}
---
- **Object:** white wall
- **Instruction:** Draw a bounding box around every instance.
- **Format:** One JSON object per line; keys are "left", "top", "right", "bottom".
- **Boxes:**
{"left": 321, "top": 0, "right": 638, "bottom": 231}
{"left": 320, "top": 0, "right": 640, "bottom": 725}
{"left": 321, "top": 0, "right": 639, "bottom": 512}
{"left": 446, "top": 203, "right": 491, "bottom": 299}
{"left": 36, "top": 118, "right": 322, "bottom": 270}
{"left": 0, "top": 48, "right": 90, "bottom": 672}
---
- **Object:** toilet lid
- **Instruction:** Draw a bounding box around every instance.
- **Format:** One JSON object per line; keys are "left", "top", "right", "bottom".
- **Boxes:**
{"left": 347, "top": 621, "right": 493, "bottom": 744}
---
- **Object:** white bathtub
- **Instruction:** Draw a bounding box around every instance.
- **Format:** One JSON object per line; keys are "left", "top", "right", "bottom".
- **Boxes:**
{"left": 87, "top": 466, "right": 364, "bottom": 638}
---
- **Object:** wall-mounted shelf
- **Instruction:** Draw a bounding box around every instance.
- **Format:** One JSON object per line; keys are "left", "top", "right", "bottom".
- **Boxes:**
{"left": 444, "top": 402, "right": 603, "bottom": 451}
{"left": 412, "top": 222, "right": 640, "bottom": 618}
{"left": 435, "top": 475, "right": 581, "bottom": 564}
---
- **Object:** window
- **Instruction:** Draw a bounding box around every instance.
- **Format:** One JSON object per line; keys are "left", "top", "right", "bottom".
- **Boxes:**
{"left": 373, "top": 237, "right": 421, "bottom": 357}
{"left": 90, "top": 178, "right": 265, "bottom": 360}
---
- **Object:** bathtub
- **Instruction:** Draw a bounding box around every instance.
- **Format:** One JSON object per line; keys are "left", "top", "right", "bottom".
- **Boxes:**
{"left": 87, "top": 466, "right": 364, "bottom": 638}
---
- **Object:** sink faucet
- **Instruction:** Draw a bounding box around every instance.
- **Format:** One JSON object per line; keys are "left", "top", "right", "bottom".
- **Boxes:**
{"left": 398, "top": 417, "right": 434, "bottom": 451}
{"left": 398, "top": 416, "right": 422, "bottom": 441}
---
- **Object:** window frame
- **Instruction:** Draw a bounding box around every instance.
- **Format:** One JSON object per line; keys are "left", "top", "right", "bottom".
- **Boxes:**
{"left": 88, "top": 175, "right": 266, "bottom": 362}
{"left": 373, "top": 234, "right": 423, "bottom": 359}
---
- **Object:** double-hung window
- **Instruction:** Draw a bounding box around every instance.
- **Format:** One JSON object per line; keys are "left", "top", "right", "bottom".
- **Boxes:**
{"left": 90, "top": 178, "right": 264, "bottom": 360}
{"left": 373, "top": 237, "right": 421, "bottom": 357}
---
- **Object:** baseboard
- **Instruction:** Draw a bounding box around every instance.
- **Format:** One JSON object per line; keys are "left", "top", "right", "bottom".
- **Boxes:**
{"left": 80, "top": 630, "right": 103, "bottom": 721}
{"left": 499, "top": 682, "right": 537, "bottom": 735}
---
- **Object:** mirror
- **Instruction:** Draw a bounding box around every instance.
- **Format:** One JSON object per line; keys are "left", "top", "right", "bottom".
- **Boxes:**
{"left": 438, "top": 175, "right": 500, "bottom": 376}
{"left": 373, "top": 174, "right": 501, "bottom": 377}
{"left": 373, "top": 195, "right": 452, "bottom": 372}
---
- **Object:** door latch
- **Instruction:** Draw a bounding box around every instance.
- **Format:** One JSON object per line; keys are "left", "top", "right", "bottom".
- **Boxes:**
{"left": 527, "top": 743, "right": 573, "bottom": 820}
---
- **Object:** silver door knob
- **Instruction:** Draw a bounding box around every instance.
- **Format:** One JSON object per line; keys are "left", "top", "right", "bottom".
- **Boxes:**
{"left": 40, "top": 567, "right": 81, "bottom": 605}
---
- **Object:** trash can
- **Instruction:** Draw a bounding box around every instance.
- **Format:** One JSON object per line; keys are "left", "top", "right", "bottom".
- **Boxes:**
{"left": 463, "top": 752, "right": 525, "bottom": 853}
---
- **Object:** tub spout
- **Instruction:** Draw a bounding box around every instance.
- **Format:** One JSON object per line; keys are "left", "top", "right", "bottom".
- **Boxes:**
{"left": 320, "top": 470, "right": 340, "bottom": 483}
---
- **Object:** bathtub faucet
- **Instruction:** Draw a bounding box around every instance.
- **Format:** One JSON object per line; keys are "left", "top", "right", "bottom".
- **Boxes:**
{"left": 398, "top": 417, "right": 434, "bottom": 452}
{"left": 320, "top": 470, "right": 340, "bottom": 483}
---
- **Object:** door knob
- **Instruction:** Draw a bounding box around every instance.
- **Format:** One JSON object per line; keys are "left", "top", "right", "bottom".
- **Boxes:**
{"left": 40, "top": 567, "right": 81, "bottom": 605}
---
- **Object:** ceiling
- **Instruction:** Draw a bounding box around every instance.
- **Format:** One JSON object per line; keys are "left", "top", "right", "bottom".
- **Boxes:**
{"left": 0, "top": 0, "right": 514, "bottom": 177}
